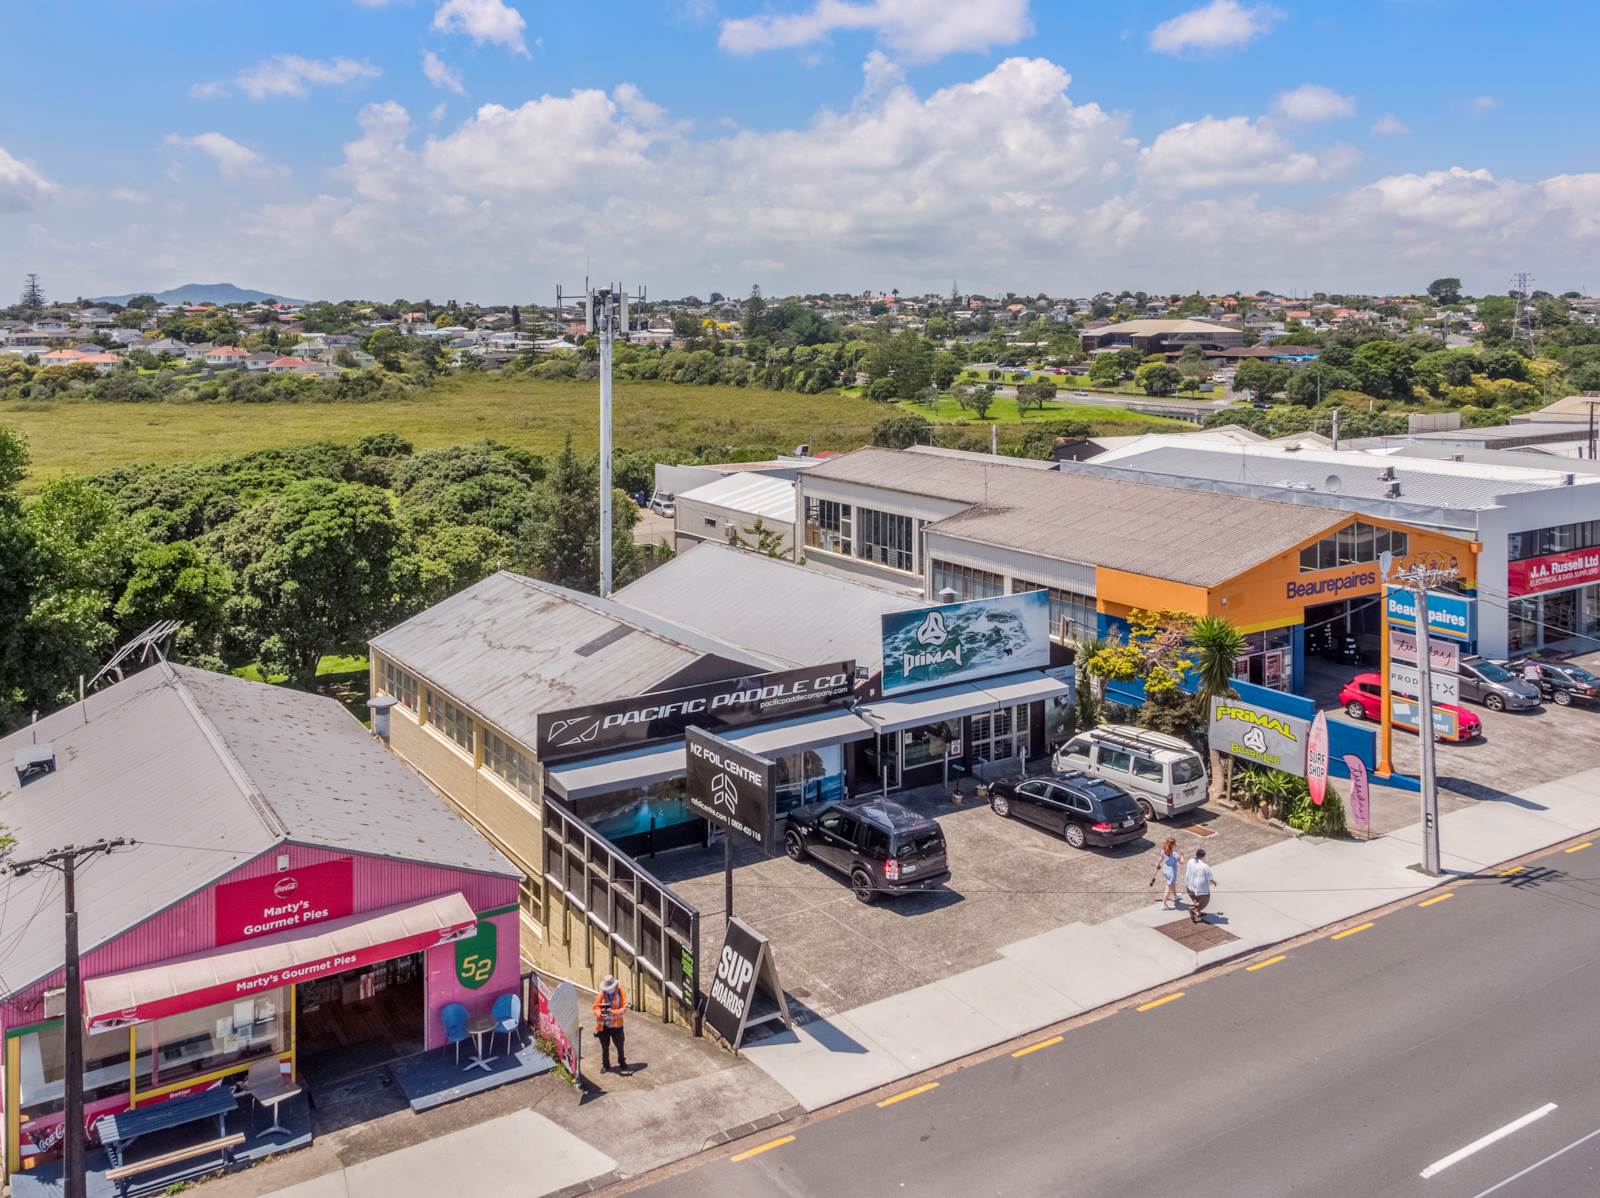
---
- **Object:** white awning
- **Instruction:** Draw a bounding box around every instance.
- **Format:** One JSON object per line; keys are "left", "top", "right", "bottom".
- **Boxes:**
{"left": 978, "top": 670, "right": 1072, "bottom": 707}
{"left": 855, "top": 682, "right": 998, "bottom": 733}
{"left": 722, "top": 708, "right": 875, "bottom": 756}
{"left": 546, "top": 743, "right": 686, "bottom": 800}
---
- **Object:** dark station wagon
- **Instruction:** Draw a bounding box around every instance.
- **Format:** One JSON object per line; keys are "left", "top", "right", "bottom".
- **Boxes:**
{"left": 785, "top": 800, "right": 950, "bottom": 903}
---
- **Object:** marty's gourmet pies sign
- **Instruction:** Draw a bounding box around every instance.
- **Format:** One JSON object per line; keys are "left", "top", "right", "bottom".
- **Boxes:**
{"left": 535, "top": 661, "right": 854, "bottom": 763}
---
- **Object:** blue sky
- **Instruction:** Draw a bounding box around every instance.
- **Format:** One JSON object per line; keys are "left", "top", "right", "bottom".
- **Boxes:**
{"left": 3, "top": 0, "right": 1598, "bottom": 302}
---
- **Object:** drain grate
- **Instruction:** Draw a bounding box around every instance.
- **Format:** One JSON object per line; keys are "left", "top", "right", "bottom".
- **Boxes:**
{"left": 1187, "top": 825, "right": 1216, "bottom": 838}
{"left": 1155, "top": 917, "right": 1238, "bottom": 950}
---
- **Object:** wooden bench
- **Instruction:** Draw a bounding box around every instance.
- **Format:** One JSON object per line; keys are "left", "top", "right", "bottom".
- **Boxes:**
{"left": 103, "top": 1132, "right": 245, "bottom": 1197}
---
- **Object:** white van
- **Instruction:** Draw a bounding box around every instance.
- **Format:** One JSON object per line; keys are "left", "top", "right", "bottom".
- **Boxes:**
{"left": 1052, "top": 725, "right": 1208, "bottom": 820}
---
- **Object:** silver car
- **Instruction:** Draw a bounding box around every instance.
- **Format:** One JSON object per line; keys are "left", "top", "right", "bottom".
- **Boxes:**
{"left": 1456, "top": 657, "right": 1541, "bottom": 712}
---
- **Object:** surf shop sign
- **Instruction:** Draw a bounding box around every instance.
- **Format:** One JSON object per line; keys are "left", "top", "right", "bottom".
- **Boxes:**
{"left": 880, "top": 592, "right": 1050, "bottom": 695}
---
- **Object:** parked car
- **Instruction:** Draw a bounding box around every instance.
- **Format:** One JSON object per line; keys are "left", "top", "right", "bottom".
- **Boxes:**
{"left": 1338, "top": 673, "right": 1482, "bottom": 741}
{"left": 648, "top": 494, "right": 675, "bottom": 517}
{"left": 1507, "top": 656, "right": 1600, "bottom": 706}
{"left": 1051, "top": 725, "right": 1207, "bottom": 820}
{"left": 784, "top": 800, "right": 949, "bottom": 903}
{"left": 984, "top": 770, "right": 1147, "bottom": 849}
{"left": 1072, "top": 389, "right": 1089, "bottom": 397}
{"left": 1456, "top": 656, "right": 1542, "bottom": 712}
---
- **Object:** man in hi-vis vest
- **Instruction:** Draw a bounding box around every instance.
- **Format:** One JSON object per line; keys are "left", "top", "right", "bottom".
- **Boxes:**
{"left": 592, "top": 975, "right": 629, "bottom": 1072}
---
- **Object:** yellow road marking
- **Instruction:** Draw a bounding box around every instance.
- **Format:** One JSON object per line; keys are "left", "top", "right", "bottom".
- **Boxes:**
{"left": 1564, "top": 842, "right": 1592, "bottom": 854}
{"left": 1419, "top": 892, "right": 1454, "bottom": 907}
{"left": 877, "top": 1082, "right": 938, "bottom": 1108}
{"left": 1332, "top": 921, "right": 1374, "bottom": 940}
{"left": 1012, "top": 1035, "right": 1063, "bottom": 1058}
{"left": 1246, "top": 954, "right": 1286, "bottom": 972}
{"left": 1137, "top": 992, "right": 1185, "bottom": 1012}
{"left": 1500, "top": 865, "right": 1525, "bottom": 876}
{"left": 731, "top": 1135, "right": 794, "bottom": 1163}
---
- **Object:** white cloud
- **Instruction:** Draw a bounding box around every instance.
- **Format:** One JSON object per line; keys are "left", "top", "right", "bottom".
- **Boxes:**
{"left": 1140, "top": 114, "right": 1353, "bottom": 189}
{"left": 433, "top": 0, "right": 530, "bottom": 55}
{"left": 1273, "top": 84, "right": 1354, "bottom": 123}
{"left": 109, "top": 187, "right": 151, "bottom": 203}
{"left": 188, "top": 80, "right": 227, "bottom": 101}
{"left": 164, "top": 132, "right": 282, "bottom": 181}
{"left": 1371, "top": 113, "right": 1408, "bottom": 136}
{"left": 1149, "top": 0, "right": 1280, "bottom": 55}
{"left": 0, "top": 145, "right": 56, "bottom": 213}
{"left": 422, "top": 50, "right": 466, "bottom": 95}
{"left": 612, "top": 83, "right": 665, "bottom": 127}
{"left": 231, "top": 55, "right": 381, "bottom": 100}
{"left": 430, "top": 102, "right": 449, "bottom": 123}
{"left": 1472, "top": 95, "right": 1500, "bottom": 112}
{"left": 720, "top": 0, "right": 1032, "bottom": 63}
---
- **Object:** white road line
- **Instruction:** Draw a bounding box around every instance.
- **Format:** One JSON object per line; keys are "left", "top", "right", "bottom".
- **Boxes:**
{"left": 1420, "top": 1103, "right": 1558, "bottom": 1179}
{"left": 1471, "top": 1125, "right": 1600, "bottom": 1198}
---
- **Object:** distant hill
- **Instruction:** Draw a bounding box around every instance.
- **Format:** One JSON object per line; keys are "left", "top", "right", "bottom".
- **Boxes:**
{"left": 92, "top": 283, "right": 308, "bottom": 306}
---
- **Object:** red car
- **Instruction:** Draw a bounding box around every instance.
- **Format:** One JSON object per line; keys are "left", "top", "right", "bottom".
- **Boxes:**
{"left": 1339, "top": 673, "right": 1481, "bottom": 742}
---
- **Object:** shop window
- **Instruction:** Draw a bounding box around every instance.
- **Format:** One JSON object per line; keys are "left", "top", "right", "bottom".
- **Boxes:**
{"left": 805, "top": 497, "right": 852, "bottom": 556}
{"left": 774, "top": 744, "right": 844, "bottom": 813}
{"left": 1012, "top": 579, "right": 1096, "bottom": 642}
{"left": 17, "top": 1021, "right": 147, "bottom": 1119}
{"left": 856, "top": 507, "right": 915, "bottom": 573}
{"left": 377, "top": 657, "right": 419, "bottom": 711}
{"left": 931, "top": 560, "right": 1004, "bottom": 600}
{"left": 1508, "top": 520, "right": 1600, "bottom": 562}
{"left": 1299, "top": 522, "right": 1407, "bottom": 572}
{"left": 428, "top": 691, "right": 474, "bottom": 755}
{"left": 133, "top": 993, "right": 285, "bottom": 1091}
{"left": 484, "top": 727, "right": 537, "bottom": 799}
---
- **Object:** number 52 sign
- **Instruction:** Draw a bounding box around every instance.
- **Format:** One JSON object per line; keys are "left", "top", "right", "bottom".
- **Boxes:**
{"left": 454, "top": 920, "right": 498, "bottom": 989}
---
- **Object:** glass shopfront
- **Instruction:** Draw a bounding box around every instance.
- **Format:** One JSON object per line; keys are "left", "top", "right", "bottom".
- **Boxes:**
{"left": 1507, "top": 584, "right": 1600, "bottom": 653}
{"left": 1233, "top": 627, "right": 1295, "bottom": 691}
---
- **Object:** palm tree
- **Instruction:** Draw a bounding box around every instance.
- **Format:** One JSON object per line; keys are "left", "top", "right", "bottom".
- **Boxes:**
{"left": 1190, "top": 616, "right": 1246, "bottom": 803}
{"left": 1069, "top": 633, "right": 1109, "bottom": 734}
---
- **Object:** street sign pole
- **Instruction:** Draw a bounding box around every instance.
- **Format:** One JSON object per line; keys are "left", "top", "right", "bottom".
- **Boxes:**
{"left": 724, "top": 831, "right": 734, "bottom": 920}
{"left": 1378, "top": 550, "right": 1395, "bottom": 777}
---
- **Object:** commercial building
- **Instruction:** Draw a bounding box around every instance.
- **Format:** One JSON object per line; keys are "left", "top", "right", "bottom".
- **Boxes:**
{"left": 1079, "top": 318, "right": 1245, "bottom": 356}
{"left": 670, "top": 471, "right": 797, "bottom": 556}
{"left": 1079, "top": 435, "right": 1600, "bottom": 657}
{"left": 0, "top": 664, "right": 519, "bottom": 1181}
{"left": 793, "top": 447, "right": 1477, "bottom": 692}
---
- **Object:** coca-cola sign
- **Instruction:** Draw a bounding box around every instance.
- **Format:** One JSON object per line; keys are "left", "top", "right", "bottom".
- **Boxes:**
{"left": 1508, "top": 548, "right": 1600, "bottom": 597}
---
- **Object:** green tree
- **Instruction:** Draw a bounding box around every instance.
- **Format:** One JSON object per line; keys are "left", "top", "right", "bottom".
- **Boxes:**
{"left": 727, "top": 518, "right": 788, "bottom": 558}
{"left": 871, "top": 413, "right": 932, "bottom": 449}
{"left": 1176, "top": 345, "right": 1208, "bottom": 388}
{"left": 932, "top": 350, "right": 960, "bottom": 391}
{"left": 866, "top": 333, "right": 934, "bottom": 399}
{"left": 1016, "top": 379, "right": 1058, "bottom": 412}
{"left": 1351, "top": 340, "right": 1418, "bottom": 401}
{"left": 957, "top": 384, "right": 996, "bottom": 420}
{"left": 1234, "top": 359, "right": 1291, "bottom": 405}
{"left": 1190, "top": 616, "right": 1245, "bottom": 801}
{"left": 518, "top": 435, "right": 639, "bottom": 595}
{"left": 115, "top": 540, "right": 234, "bottom": 655}
{"left": 1114, "top": 347, "right": 1144, "bottom": 379}
{"left": 0, "top": 428, "right": 38, "bottom": 728}
{"left": 1426, "top": 277, "right": 1463, "bottom": 306}
{"left": 1136, "top": 362, "right": 1182, "bottom": 396}
{"left": 1285, "top": 362, "right": 1360, "bottom": 407}
{"left": 218, "top": 479, "right": 408, "bottom": 684}
{"left": 19, "top": 274, "right": 45, "bottom": 311}
{"left": 1087, "top": 354, "right": 1122, "bottom": 388}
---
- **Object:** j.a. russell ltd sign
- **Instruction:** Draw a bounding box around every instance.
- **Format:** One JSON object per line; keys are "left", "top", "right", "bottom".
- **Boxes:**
{"left": 535, "top": 661, "right": 855, "bottom": 763}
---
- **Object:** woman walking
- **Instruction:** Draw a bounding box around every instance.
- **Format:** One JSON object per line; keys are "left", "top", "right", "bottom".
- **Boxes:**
{"left": 1156, "top": 837, "right": 1182, "bottom": 910}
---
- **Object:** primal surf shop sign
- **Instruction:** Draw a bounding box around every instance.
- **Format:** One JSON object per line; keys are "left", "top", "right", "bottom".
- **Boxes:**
{"left": 880, "top": 591, "right": 1050, "bottom": 695}
{"left": 534, "top": 661, "right": 854, "bottom": 763}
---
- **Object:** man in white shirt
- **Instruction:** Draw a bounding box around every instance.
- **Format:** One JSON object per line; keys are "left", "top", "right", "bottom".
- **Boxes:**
{"left": 1184, "top": 848, "right": 1215, "bottom": 924}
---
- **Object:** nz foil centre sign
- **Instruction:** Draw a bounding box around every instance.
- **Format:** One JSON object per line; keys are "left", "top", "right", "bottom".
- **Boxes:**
{"left": 881, "top": 591, "right": 1050, "bottom": 695}
{"left": 685, "top": 726, "right": 776, "bottom": 850}
{"left": 1208, "top": 697, "right": 1310, "bottom": 777}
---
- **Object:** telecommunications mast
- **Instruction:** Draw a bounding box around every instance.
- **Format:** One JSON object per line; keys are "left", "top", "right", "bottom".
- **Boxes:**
{"left": 555, "top": 278, "right": 647, "bottom": 597}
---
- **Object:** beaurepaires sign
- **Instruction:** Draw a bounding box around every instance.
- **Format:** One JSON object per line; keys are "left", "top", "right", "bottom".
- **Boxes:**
{"left": 535, "top": 661, "right": 854, "bottom": 763}
{"left": 880, "top": 591, "right": 1050, "bottom": 695}
{"left": 1207, "top": 696, "right": 1310, "bottom": 776}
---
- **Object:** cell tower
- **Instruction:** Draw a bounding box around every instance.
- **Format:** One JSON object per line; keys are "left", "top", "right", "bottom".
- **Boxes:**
{"left": 1511, "top": 271, "right": 1534, "bottom": 349}
{"left": 555, "top": 278, "right": 647, "bottom": 598}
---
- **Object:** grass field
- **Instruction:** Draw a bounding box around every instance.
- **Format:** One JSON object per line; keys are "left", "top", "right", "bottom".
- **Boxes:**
{"left": 897, "top": 394, "right": 1189, "bottom": 429}
{"left": 0, "top": 375, "right": 888, "bottom": 486}
{"left": 957, "top": 369, "right": 1223, "bottom": 400}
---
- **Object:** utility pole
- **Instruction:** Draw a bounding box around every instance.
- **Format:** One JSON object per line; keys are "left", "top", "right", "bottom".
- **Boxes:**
{"left": 555, "top": 280, "right": 646, "bottom": 598}
{"left": 7, "top": 840, "right": 132, "bottom": 1198}
{"left": 1511, "top": 271, "right": 1534, "bottom": 352}
{"left": 1390, "top": 561, "right": 1458, "bottom": 876}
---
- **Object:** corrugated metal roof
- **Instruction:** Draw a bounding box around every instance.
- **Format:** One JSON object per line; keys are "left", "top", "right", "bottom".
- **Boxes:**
{"left": 1086, "top": 440, "right": 1588, "bottom": 509}
{"left": 0, "top": 663, "right": 516, "bottom": 999}
{"left": 614, "top": 542, "right": 921, "bottom": 668}
{"left": 802, "top": 446, "right": 1056, "bottom": 504}
{"left": 370, "top": 571, "right": 768, "bottom": 747}
{"left": 677, "top": 471, "right": 796, "bottom": 523}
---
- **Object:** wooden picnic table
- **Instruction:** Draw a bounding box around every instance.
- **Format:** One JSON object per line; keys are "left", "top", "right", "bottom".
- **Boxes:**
{"left": 96, "top": 1085, "right": 239, "bottom": 1162}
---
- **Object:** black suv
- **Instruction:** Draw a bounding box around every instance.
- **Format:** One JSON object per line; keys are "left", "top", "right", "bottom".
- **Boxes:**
{"left": 985, "top": 770, "right": 1147, "bottom": 848}
{"left": 1508, "top": 656, "right": 1600, "bottom": 706}
{"left": 784, "top": 801, "right": 950, "bottom": 903}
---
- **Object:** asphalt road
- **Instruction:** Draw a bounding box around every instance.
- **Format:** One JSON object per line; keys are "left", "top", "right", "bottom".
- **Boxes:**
{"left": 623, "top": 838, "right": 1600, "bottom": 1198}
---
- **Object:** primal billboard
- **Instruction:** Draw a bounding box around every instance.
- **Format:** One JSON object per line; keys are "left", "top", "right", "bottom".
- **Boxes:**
{"left": 1207, "top": 696, "right": 1311, "bottom": 776}
{"left": 880, "top": 591, "right": 1050, "bottom": 695}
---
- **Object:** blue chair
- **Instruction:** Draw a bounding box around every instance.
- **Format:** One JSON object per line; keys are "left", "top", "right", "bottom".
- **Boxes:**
{"left": 441, "top": 1002, "right": 470, "bottom": 1064}
{"left": 491, "top": 992, "right": 522, "bottom": 1055}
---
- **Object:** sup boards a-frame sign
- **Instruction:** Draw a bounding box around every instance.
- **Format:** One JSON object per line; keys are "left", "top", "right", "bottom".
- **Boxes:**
{"left": 703, "top": 917, "right": 792, "bottom": 1051}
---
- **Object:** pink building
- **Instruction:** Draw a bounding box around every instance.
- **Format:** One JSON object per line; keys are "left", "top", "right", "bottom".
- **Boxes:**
{"left": 0, "top": 664, "right": 520, "bottom": 1179}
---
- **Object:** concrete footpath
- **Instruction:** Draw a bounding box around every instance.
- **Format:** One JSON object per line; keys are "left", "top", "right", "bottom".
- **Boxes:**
{"left": 736, "top": 768, "right": 1600, "bottom": 1111}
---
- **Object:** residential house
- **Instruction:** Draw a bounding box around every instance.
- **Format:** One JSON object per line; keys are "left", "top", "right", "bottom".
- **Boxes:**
{"left": 267, "top": 356, "right": 313, "bottom": 373}
{"left": 244, "top": 351, "right": 280, "bottom": 371}
{"left": 203, "top": 345, "right": 250, "bottom": 367}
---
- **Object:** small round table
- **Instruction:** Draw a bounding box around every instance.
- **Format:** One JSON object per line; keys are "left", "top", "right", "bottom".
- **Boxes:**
{"left": 465, "top": 1014, "right": 497, "bottom": 1072}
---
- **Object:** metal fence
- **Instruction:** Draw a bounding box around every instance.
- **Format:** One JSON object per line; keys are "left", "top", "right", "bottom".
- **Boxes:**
{"left": 540, "top": 798, "right": 702, "bottom": 1031}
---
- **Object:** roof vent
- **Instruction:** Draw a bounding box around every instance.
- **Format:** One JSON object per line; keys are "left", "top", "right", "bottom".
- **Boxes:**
{"left": 1386, "top": 481, "right": 1403, "bottom": 498}
{"left": 1451, "top": 454, "right": 1465, "bottom": 462}
{"left": 1562, "top": 473, "right": 1576, "bottom": 486}
{"left": 14, "top": 743, "right": 55, "bottom": 785}
{"left": 1379, "top": 465, "right": 1396, "bottom": 481}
